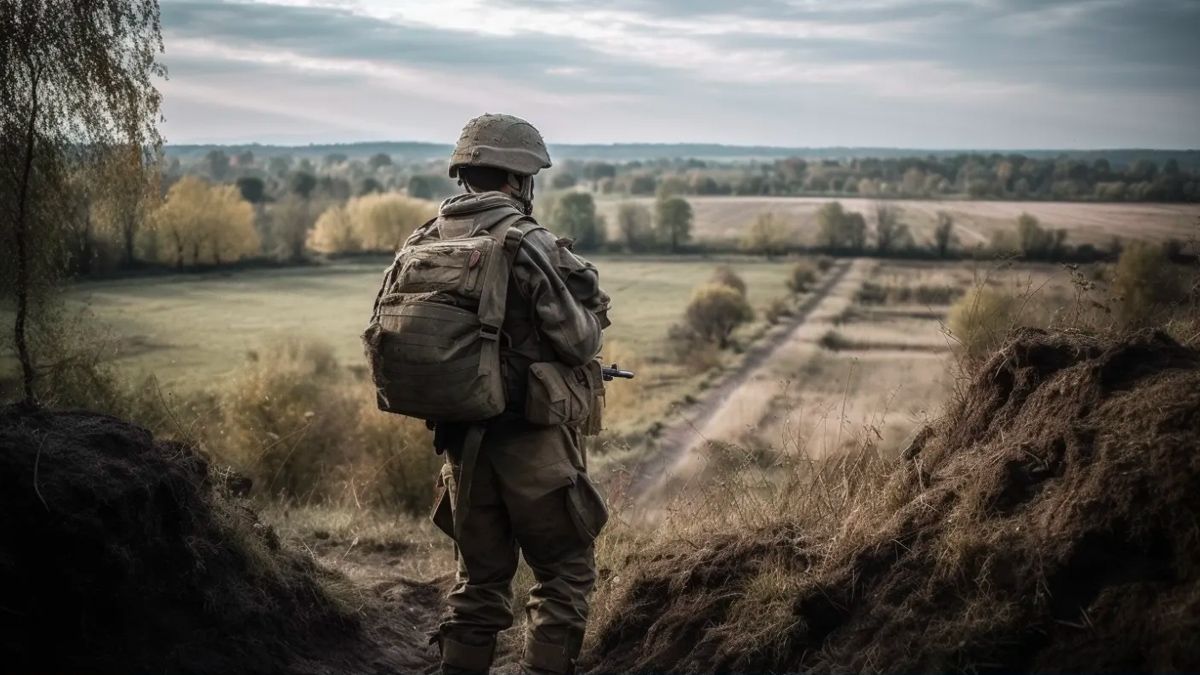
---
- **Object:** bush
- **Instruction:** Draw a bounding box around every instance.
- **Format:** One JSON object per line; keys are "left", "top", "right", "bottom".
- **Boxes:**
{"left": 215, "top": 337, "right": 439, "bottom": 513}
{"left": 711, "top": 266, "right": 747, "bottom": 297}
{"left": 948, "top": 287, "right": 1018, "bottom": 359}
{"left": 217, "top": 337, "right": 356, "bottom": 502}
{"left": 1113, "top": 241, "right": 1188, "bottom": 329}
{"left": 765, "top": 297, "right": 793, "bottom": 325}
{"left": 787, "top": 261, "right": 818, "bottom": 294}
{"left": 685, "top": 283, "right": 754, "bottom": 349}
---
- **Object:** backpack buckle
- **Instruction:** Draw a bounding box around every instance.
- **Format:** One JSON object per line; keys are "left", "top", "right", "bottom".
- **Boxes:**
{"left": 480, "top": 325, "right": 501, "bottom": 341}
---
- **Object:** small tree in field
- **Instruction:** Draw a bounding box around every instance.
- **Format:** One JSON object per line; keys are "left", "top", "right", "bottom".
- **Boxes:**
{"left": 616, "top": 202, "right": 653, "bottom": 251}
{"left": 874, "top": 202, "right": 911, "bottom": 254}
{"left": 350, "top": 193, "right": 437, "bottom": 252}
{"left": 933, "top": 211, "right": 956, "bottom": 257}
{"left": 740, "top": 211, "right": 791, "bottom": 258}
{"left": 816, "top": 201, "right": 866, "bottom": 253}
{"left": 308, "top": 204, "right": 360, "bottom": 254}
{"left": 151, "top": 176, "right": 258, "bottom": 267}
{"left": 1, "top": 0, "right": 164, "bottom": 405}
{"left": 685, "top": 283, "right": 754, "bottom": 349}
{"left": 553, "top": 192, "right": 605, "bottom": 251}
{"left": 655, "top": 195, "right": 693, "bottom": 252}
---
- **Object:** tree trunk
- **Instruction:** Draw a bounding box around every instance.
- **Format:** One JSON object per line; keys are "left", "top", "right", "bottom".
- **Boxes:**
{"left": 13, "top": 70, "right": 40, "bottom": 406}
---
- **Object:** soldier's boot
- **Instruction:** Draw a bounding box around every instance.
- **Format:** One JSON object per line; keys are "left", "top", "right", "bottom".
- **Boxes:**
{"left": 519, "top": 630, "right": 583, "bottom": 675}
{"left": 436, "top": 634, "right": 496, "bottom": 675}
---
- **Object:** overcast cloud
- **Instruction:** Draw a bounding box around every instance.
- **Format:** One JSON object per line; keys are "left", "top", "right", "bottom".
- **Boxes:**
{"left": 157, "top": 0, "right": 1200, "bottom": 148}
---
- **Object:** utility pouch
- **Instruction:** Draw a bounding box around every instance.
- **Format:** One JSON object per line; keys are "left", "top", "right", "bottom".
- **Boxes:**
{"left": 525, "top": 361, "right": 604, "bottom": 433}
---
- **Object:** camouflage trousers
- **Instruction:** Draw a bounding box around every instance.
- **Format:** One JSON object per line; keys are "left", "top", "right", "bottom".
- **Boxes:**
{"left": 430, "top": 420, "right": 607, "bottom": 674}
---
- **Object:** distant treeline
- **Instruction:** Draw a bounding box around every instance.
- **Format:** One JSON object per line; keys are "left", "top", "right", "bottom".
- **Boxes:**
{"left": 167, "top": 144, "right": 1200, "bottom": 203}
{"left": 165, "top": 142, "right": 1200, "bottom": 171}
{"left": 551, "top": 154, "right": 1200, "bottom": 203}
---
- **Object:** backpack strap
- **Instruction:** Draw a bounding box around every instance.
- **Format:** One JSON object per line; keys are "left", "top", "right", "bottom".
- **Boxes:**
{"left": 453, "top": 212, "right": 543, "bottom": 541}
{"left": 474, "top": 212, "right": 541, "bottom": 357}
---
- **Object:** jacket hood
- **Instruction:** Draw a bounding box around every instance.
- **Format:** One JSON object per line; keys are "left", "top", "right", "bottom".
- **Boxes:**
{"left": 439, "top": 191, "right": 525, "bottom": 218}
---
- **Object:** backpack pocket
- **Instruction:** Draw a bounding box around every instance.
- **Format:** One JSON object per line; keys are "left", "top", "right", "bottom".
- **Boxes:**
{"left": 392, "top": 238, "right": 494, "bottom": 298}
{"left": 525, "top": 361, "right": 603, "bottom": 431}
{"left": 364, "top": 300, "right": 506, "bottom": 422}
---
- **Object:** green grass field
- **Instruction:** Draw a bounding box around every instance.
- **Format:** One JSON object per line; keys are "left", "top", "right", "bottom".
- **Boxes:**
{"left": 65, "top": 256, "right": 798, "bottom": 394}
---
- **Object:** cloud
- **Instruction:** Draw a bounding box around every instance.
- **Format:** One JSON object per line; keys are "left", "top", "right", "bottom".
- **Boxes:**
{"left": 156, "top": 0, "right": 1200, "bottom": 147}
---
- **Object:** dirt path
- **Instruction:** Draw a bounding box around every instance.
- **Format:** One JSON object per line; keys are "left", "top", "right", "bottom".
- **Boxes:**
{"left": 625, "top": 258, "right": 872, "bottom": 505}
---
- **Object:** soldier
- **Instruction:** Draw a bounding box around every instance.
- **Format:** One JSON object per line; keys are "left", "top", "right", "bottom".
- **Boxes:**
{"left": 427, "top": 114, "right": 611, "bottom": 675}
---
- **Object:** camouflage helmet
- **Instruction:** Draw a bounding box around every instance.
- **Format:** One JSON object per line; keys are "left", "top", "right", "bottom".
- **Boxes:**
{"left": 448, "top": 113, "right": 552, "bottom": 178}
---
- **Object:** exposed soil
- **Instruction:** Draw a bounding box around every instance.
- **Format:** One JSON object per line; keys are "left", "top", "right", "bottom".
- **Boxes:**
{"left": 584, "top": 328, "right": 1200, "bottom": 673}
{"left": 0, "top": 406, "right": 438, "bottom": 675}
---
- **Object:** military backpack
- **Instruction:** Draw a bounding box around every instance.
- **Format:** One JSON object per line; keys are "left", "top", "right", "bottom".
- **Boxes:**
{"left": 362, "top": 213, "right": 540, "bottom": 422}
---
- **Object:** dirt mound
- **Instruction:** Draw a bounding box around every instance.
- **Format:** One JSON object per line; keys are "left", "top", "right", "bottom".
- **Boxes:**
{"left": 0, "top": 407, "right": 426, "bottom": 674}
{"left": 585, "top": 329, "right": 1200, "bottom": 673}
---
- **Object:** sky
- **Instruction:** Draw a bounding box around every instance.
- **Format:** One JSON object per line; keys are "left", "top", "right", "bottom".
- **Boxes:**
{"left": 157, "top": 0, "right": 1200, "bottom": 149}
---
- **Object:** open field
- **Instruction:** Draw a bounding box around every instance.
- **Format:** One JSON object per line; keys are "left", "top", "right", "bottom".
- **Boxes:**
{"left": 594, "top": 195, "right": 1200, "bottom": 248}
{"left": 55, "top": 256, "right": 799, "bottom": 408}
{"left": 629, "top": 256, "right": 1082, "bottom": 506}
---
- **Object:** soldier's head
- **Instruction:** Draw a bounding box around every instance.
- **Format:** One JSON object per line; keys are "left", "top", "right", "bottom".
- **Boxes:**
{"left": 449, "top": 113, "right": 551, "bottom": 214}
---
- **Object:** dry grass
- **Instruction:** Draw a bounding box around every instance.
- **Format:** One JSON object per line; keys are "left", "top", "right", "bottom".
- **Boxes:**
{"left": 584, "top": 328, "right": 1200, "bottom": 673}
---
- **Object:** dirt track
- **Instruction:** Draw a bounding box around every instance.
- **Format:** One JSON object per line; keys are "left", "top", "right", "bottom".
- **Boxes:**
{"left": 626, "top": 258, "right": 871, "bottom": 505}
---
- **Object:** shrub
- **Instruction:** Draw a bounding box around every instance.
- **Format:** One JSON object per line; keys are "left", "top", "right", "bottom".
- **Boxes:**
{"left": 711, "top": 266, "right": 747, "bottom": 297}
{"left": 765, "top": 297, "right": 793, "bottom": 325}
{"left": 787, "top": 261, "right": 818, "bottom": 294}
{"left": 1112, "top": 241, "right": 1187, "bottom": 329}
{"left": 948, "top": 287, "right": 1018, "bottom": 359}
{"left": 655, "top": 196, "right": 693, "bottom": 252}
{"left": 217, "top": 337, "right": 358, "bottom": 502}
{"left": 345, "top": 383, "right": 440, "bottom": 515}
{"left": 685, "top": 283, "right": 754, "bottom": 349}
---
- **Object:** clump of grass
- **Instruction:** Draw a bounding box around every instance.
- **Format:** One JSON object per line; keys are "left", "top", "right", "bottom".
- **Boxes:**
{"left": 946, "top": 287, "right": 1019, "bottom": 360}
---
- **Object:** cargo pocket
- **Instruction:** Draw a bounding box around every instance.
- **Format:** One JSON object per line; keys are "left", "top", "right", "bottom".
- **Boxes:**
{"left": 565, "top": 473, "right": 608, "bottom": 544}
{"left": 430, "top": 464, "right": 456, "bottom": 539}
{"left": 525, "top": 362, "right": 597, "bottom": 428}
